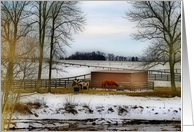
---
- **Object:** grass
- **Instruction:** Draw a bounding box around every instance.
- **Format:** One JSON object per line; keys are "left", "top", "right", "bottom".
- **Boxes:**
{"left": 26, "top": 102, "right": 41, "bottom": 109}
{"left": 5, "top": 97, "right": 48, "bottom": 116}
{"left": 6, "top": 103, "right": 33, "bottom": 115}
{"left": 12, "top": 87, "right": 181, "bottom": 98}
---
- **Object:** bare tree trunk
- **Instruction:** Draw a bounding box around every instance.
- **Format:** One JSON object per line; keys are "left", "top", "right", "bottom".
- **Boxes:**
{"left": 48, "top": 23, "right": 54, "bottom": 93}
{"left": 36, "top": 46, "right": 43, "bottom": 92}
{"left": 169, "top": 47, "right": 178, "bottom": 97}
{"left": 35, "top": 1, "right": 42, "bottom": 92}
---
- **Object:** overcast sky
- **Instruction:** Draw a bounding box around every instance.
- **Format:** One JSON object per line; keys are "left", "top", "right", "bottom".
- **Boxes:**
{"left": 66, "top": 1, "right": 151, "bottom": 57}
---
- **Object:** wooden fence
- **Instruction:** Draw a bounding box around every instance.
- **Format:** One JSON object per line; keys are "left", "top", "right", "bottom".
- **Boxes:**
{"left": 90, "top": 81, "right": 154, "bottom": 91}
{"left": 1, "top": 69, "right": 181, "bottom": 90}
{"left": 1, "top": 79, "right": 75, "bottom": 89}
{"left": 1, "top": 79, "right": 154, "bottom": 91}
{"left": 148, "top": 74, "right": 181, "bottom": 82}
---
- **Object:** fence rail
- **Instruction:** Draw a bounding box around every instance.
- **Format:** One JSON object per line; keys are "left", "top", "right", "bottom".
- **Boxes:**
{"left": 1, "top": 79, "right": 75, "bottom": 90}
{"left": 90, "top": 81, "right": 154, "bottom": 91}
{"left": 148, "top": 74, "right": 181, "bottom": 82}
{"left": 56, "top": 60, "right": 181, "bottom": 75}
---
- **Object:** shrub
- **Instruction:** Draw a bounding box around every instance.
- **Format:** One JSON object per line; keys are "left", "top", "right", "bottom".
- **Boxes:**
{"left": 64, "top": 94, "right": 78, "bottom": 115}
{"left": 82, "top": 103, "right": 93, "bottom": 114}
{"left": 107, "top": 107, "right": 114, "bottom": 114}
{"left": 118, "top": 106, "right": 128, "bottom": 116}
{"left": 64, "top": 103, "right": 78, "bottom": 115}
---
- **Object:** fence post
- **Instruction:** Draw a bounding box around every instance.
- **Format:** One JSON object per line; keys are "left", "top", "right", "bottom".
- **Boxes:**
{"left": 134, "top": 83, "right": 135, "bottom": 92}
{"left": 167, "top": 75, "right": 168, "bottom": 81}
{"left": 153, "top": 82, "right": 154, "bottom": 90}
{"left": 45, "top": 80, "right": 47, "bottom": 89}
{"left": 65, "top": 80, "right": 66, "bottom": 88}
{"left": 155, "top": 74, "right": 156, "bottom": 80}
{"left": 55, "top": 80, "right": 57, "bottom": 89}
{"left": 31, "top": 80, "right": 33, "bottom": 88}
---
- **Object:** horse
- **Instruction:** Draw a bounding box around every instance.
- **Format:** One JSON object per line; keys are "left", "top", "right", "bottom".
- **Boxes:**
{"left": 72, "top": 79, "right": 81, "bottom": 87}
{"left": 78, "top": 81, "right": 89, "bottom": 91}
{"left": 72, "top": 79, "right": 89, "bottom": 91}
{"left": 101, "top": 80, "right": 119, "bottom": 91}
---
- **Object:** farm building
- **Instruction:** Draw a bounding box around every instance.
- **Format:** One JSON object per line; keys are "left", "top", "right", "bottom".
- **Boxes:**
{"left": 90, "top": 70, "right": 153, "bottom": 90}
{"left": 91, "top": 70, "right": 148, "bottom": 82}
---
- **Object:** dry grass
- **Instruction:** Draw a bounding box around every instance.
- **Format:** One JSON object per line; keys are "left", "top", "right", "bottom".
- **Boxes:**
{"left": 13, "top": 87, "right": 181, "bottom": 98}
{"left": 26, "top": 101, "right": 41, "bottom": 109}
{"left": 6, "top": 103, "right": 33, "bottom": 115}
{"left": 5, "top": 98, "right": 47, "bottom": 115}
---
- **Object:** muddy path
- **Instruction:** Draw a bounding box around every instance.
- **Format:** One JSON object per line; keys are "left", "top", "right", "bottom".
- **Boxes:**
{"left": 8, "top": 119, "right": 181, "bottom": 131}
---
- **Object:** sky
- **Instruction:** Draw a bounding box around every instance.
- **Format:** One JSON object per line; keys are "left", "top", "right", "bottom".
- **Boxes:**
{"left": 65, "top": 1, "right": 151, "bottom": 57}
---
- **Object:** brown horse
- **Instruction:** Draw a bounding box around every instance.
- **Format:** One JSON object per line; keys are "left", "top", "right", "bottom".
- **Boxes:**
{"left": 101, "top": 80, "right": 119, "bottom": 91}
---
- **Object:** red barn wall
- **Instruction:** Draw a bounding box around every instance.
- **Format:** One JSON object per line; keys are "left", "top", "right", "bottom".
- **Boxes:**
{"left": 131, "top": 72, "right": 148, "bottom": 82}
{"left": 91, "top": 70, "right": 148, "bottom": 83}
{"left": 91, "top": 72, "right": 131, "bottom": 82}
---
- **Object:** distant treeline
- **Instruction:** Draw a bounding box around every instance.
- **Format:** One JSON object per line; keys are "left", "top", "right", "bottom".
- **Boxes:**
{"left": 65, "top": 51, "right": 139, "bottom": 61}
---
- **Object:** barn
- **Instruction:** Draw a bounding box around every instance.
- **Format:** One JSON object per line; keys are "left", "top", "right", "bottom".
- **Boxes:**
{"left": 90, "top": 70, "right": 153, "bottom": 90}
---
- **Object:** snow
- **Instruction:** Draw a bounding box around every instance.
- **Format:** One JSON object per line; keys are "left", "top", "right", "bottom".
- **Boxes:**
{"left": 14, "top": 93, "right": 181, "bottom": 121}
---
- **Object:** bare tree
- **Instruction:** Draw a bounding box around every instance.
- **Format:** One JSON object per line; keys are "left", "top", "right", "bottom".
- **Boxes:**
{"left": 125, "top": 1, "right": 181, "bottom": 96}
{"left": 1, "top": 1, "right": 33, "bottom": 87}
{"left": 1, "top": 37, "right": 37, "bottom": 131}
{"left": 1, "top": 1, "right": 36, "bottom": 130}
{"left": 47, "top": 1, "right": 86, "bottom": 92}
{"left": 107, "top": 53, "right": 115, "bottom": 61}
{"left": 30, "top": 1, "right": 55, "bottom": 92}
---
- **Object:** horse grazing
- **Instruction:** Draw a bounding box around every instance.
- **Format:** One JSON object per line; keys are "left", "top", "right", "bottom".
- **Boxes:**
{"left": 101, "top": 80, "right": 119, "bottom": 90}
{"left": 72, "top": 79, "right": 89, "bottom": 91}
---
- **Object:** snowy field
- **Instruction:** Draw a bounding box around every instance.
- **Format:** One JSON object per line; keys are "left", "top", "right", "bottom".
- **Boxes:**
{"left": 50, "top": 60, "right": 181, "bottom": 79}
{"left": 8, "top": 93, "right": 181, "bottom": 131}
{"left": 46, "top": 60, "right": 181, "bottom": 87}
{"left": 3, "top": 60, "right": 182, "bottom": 131}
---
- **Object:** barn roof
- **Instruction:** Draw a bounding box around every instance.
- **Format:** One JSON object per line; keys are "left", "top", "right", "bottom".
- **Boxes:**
{"left": 91, "top": 70, "right": 148, "bottom": 74}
